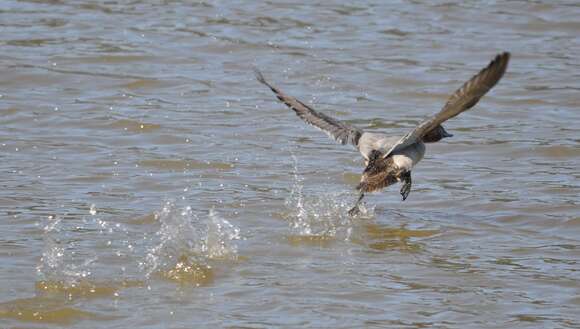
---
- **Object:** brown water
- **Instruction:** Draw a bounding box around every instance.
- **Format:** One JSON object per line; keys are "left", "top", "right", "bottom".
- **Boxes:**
{"left": 1, "top": 1, "right": 579, "bottom": 328}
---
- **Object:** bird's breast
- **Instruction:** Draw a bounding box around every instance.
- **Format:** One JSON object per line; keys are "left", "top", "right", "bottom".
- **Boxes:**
{"left": 392, "top": 143, "right": 425, "bottom": 170}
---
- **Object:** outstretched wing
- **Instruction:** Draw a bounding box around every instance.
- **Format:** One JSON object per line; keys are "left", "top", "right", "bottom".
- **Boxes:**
{"left": 383, "top": 52, "right": 510, "bottom": 158}
{"left": 255, "top": 69, "right": 362, "bottom": 146}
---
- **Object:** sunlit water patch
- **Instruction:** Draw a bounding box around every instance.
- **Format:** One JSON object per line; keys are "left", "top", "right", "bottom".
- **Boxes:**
{"left": 141, "top": 202, "right": 241, "bottom": 286}
{"left": 351, "top": 222, "right": 439, "bottom": 252}
{"left": 0, "top": 297, "right": 102, "bottom": 325}
{"left": 34, "top": 279, "right": 144, "bottom": 301}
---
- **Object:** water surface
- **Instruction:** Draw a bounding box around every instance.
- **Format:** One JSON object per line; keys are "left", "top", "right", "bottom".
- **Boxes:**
{"left": 1, "top": 1, "right": 579, "bottom": 328}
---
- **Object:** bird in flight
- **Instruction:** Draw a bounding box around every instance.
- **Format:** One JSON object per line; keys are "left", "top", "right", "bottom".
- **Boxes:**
{"left": 255, "top": 52, "right": 510, "bottom": 216}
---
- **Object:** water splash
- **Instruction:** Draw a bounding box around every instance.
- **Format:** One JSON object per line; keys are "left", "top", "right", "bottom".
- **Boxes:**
{"left": 206, "top": 209, "right": 241, "bottom": 259}
{"left": 7, "top": 211, "right": 136, "bottom": 322}
{"left": 36, "top": 215, "right": 96, "bottom": 284}
{"left": 283, "top": 154, "right": 374, "bottom": 241}
{"left": 141, "top": 201, "right": 240, "bottom": 284}
{"left": 36, "top": 205, "right": 136, "bottom": 291}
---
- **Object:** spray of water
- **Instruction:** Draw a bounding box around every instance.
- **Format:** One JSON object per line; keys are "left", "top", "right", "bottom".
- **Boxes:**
{"left": 283, "top": 154, "right": 374, "bottom": 241}
{"left": 141, "top": 201, "right": 240, "bottom": 282}
{"left": 37, "top": 215, "right": 96, "bottom": 284}
{"left": 36, "top": 200, "right": 240, "bottom": 289}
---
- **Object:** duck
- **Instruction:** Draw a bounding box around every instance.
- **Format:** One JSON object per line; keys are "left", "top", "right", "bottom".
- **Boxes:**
{"left": 255, "top": 52, "right": 510, "bottom": 216}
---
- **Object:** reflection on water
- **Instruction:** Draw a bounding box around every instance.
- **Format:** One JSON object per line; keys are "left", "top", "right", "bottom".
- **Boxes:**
{"left": 159, "top": 255, "right": 214, "bottom": 286}
{"left": 357, "top": 223, "right": 438, "bottom": 252}
{"left": 1, "top": 0, "right": 579, "bottom": 327}
{"left": 0, "top": 297, "right": 100, "bottom": 325}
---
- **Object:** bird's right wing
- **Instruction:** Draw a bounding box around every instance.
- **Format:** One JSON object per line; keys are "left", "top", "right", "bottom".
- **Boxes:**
{"left": 255, "top": 69, "right": 362, "bottom": 147}
{"left": 383, "top": 52, "right": 510, "bottom": 158}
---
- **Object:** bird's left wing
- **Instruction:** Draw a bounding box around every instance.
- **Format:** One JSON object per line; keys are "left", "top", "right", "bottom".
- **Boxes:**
{"left": 255, "top": 69, "right": 362, "bottom": 147}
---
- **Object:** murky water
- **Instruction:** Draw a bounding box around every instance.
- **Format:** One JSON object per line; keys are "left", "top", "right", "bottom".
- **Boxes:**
{"left": 1, "top": 1, "right": 579, "bottom": 328}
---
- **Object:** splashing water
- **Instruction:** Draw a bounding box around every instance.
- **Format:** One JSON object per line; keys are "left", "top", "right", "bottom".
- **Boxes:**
{"left": 37, "top": 215, "right": 96, "bottom": 284}
{"left": 36, "top": 205, "right": 138, "bottom": 297}
{"left": 142, "top": 202, "right": 240, "bottom": 283}
{"left": 284, "top": 154, "right": 374, "bottom": 241}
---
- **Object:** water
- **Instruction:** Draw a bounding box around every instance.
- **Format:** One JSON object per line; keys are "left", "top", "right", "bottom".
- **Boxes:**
{"left": 1, "top": 0, "right": 579, "bottom": 328}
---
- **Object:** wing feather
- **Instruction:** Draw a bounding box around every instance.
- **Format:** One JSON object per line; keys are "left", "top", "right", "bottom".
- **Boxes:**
{"left": 255, "top": 69, "right": 362, "bottom": 146}
{"left": 383, "top": 52, "right": 510, "bottom": 158}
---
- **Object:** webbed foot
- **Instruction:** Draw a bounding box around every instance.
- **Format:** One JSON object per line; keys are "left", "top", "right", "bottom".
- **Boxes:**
{"left": 348, "top": 205, "right": 361, "bottom": 217}
{"left": 400, "top": 171, "right": 412, "bottom": 201}
{"left": 348, "top": 192, "right": 365, "bottom": 216}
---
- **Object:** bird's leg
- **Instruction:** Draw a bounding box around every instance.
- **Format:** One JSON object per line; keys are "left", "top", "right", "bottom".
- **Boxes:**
{"left": 348, "top": 192, "right": 365, "bottom": 216}
{"left": 400, "top": 171, "right": 412, "bottom": 201}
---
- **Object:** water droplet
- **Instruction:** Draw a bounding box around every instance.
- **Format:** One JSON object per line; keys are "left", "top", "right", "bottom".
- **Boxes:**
{"left": 89, "top": 204, "right": 97, "bottom": 216}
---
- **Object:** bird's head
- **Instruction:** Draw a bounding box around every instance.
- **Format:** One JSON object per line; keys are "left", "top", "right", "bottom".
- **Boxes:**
{"left": 422, "top": 125, "right": 453, "bottom": 143}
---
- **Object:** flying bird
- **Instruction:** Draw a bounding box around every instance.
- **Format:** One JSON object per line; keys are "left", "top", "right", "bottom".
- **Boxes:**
{"left": 255, "top": 52, "right": 510, "bottom": 216}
